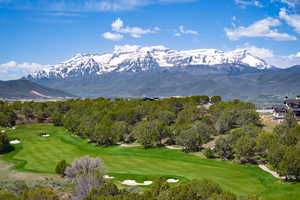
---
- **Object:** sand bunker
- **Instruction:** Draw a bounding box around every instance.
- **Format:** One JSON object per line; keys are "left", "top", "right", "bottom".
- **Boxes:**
{"left": 1, "top": 130, "right": 5, "bottom": 133}
{"left": 10, "top": 140, "right": 20, "bottom": 144}
{"left": 167, "top": 179, "right": 179, "bottom": 183}
{"left": 121, "top": 180, "right": 153, "bottom": 186}
{"left": 104, "top": 175, "right": 114, "bottom": 179}
{"left": 165, "top": 145, "right": 184, "bottom": 150}
{"left": 119, "top": 143, "right": 141, "bottom": 147}
{"left": 41, "top": 134, "right": 50, "bottom": 137}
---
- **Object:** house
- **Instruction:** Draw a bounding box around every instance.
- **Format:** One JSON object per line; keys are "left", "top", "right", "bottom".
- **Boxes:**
{"left": 272, "top": 104, "right": 287, "bottom": 119}
{"left": 273, "top": 96, "right": 300, "bottom": 120}
{"left": 284, "top": 96, "right": 300, "bottom": 120}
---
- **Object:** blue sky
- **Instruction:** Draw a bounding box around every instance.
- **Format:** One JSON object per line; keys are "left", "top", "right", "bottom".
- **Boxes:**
{"left": 0, "top": 0, "right": 300, "bottom": 80}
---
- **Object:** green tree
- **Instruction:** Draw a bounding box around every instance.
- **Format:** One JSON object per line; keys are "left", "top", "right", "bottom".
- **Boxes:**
{"left": 234, "top": 136, "right": 256, "bottom": 163}
{"left": 267, "top": 144, "right": 287, "bottom": 169}
{"left": 176, "top": 127, "right": 202, "bottom": 152}
{"left": 278, "top": 146, "right": 300, "bottom": 180}
{"left": 256, "top": 132, "right": 279, "bottom": 156}
{"left": 111, "top": 121, "right": 131, "bottom": 143}
{"left": 92, "top": 120, "right": 117, "bottom": 146}
{"left": 210, "top": 96, "right": 222, "bottom": 104}
{"left": 284, "top": 110, "right": 298, "bottom": 128}
{"left": 236, "top": 110, "right": 261, "bottom": 127}
{"left": 133, "top": 120, "right": 169, "bottom": 148}
{"left": 0, "top": 132, "right": 13, "bottom": 154}
{"left": 215, "top": 137, "right": 234, "bottom": 160}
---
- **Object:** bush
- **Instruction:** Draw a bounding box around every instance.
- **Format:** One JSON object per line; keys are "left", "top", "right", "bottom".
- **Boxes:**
{"left": 0, "top": 191, "right": 19, "bottom": 200}
{"left": 65, "top": 156, "right": 105, "bottom": 182}
{"left": 0, "top": 132, "right": 13, "bottom": 154}
{"left": 22, "top": 188, "right": 59, "bottom": 200}
{"left": 203, "top": 148, "right": 215, "bottom": 158}
{"left": 55, "top": 160, "right": 68, "bottom": 176}
{"left": 65, "top": 156, "right": 106, "bottom": 200}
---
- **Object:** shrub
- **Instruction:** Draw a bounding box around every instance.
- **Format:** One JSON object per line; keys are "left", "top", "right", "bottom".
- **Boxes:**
{"left": 65, "top": 156, "right": 105, "bottom": 182}
{"left": 0, "top": 132, "right": 13, "bottom": 154}
{"left": 22, "top": 188, "right": 59, "bottom": 200}
{"left": 65, "top": 156, "right": 106, "bottom": 200}
{"left": 0, "top": 180, "right": 28, "bottom": 195}
{"left": 0, "top": 191, "right": 19, "bottom": 200}
{"left": 55, "top": 160, "right": 68, "bottom": 176}
{"left": 203, "top": 148, "right": 215, "bottom": 158}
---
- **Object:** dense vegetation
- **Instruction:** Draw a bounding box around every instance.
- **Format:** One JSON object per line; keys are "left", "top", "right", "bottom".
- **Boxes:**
{"left": 0, "top": 95, "right": 299, "bottom": 199}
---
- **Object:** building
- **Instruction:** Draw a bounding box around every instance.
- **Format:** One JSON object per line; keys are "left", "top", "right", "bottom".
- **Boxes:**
{"left": 272, "top": 96, "right": 300, "bottom": 120}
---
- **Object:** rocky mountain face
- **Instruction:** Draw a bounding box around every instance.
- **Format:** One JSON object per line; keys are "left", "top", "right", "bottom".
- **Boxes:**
{"left": 27, "top": 45, "right": 273, "bottom": 80}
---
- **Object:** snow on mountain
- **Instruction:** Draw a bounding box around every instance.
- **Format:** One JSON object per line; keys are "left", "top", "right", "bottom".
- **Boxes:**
{"left": 28, "top": 45, "right": 273, "bottom": 79}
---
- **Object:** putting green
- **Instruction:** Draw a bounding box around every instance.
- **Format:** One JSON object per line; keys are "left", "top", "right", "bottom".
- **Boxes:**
{"left": 1, "top": 125, "right": 300, "bottom": 199}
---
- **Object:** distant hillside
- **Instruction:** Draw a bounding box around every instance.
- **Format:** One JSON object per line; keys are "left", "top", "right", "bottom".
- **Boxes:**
{"left": 0, "top": 80, "right": 74, "bottom": 99}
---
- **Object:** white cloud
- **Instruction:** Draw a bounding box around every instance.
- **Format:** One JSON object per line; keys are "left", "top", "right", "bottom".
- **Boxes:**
{"left": 280, "top": 0, "right": 299, "bottom": 8}
{"left": 267, "top": 54, "right": 300, "bottom": 68}
{"left": 175, "top": 25, "right": 199, "bottom": 37}
{"left": 111, "top": 18, "right": 124, "bottom": 32}
{"left": 235, "top": 0, "right": 263, "bottom": 8}
{"left": 238, "top": 43, "right": 274, "bottom": 58}
{"left": 279, "top": 8, "right": 300, "bottom": 33}
{"left": 102, "top": 18, "right": 160, "bottom": 40}
{"left": 102, "top": 32, "right": 123, "bottom": 41}
{"left": 235, "top": 43, "right": 300, "bottom": 68}
{"left": 225, "top": 17, "right": 297, "bottom": 41}
{"left": 0, "top": 61, "right": 44, "bottom": 81}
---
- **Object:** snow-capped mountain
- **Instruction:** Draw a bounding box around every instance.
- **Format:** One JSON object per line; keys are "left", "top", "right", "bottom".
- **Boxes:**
{"left": 28, "top": 45, "right": 273, "bottom": 79}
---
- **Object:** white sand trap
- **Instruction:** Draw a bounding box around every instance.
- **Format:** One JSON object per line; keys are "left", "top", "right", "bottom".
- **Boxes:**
{"left": 104, "top": 175, "right": 114, "bottom": 179}
{"left": 119, "top": 143, "right": 141, "bottom": 147}
{"left": 121, "top": 180, "right": 153, "bottom": 186}
{"left": 165, "top": 145, "right": 183, "bottom": 150}
{"left": 1, "top": 130, "right": 5, "bottom": 133}
{"left": 10, "top": 140, "right": 20, "bottom": 144}
{"left": 12, "top": 127, "right": 16, "bottom": 130}
{"left": 41, "top": 134, "right": 50, "bottom": 137}
{"left": 167, "top": 179, "right": 179, "bottom": 183}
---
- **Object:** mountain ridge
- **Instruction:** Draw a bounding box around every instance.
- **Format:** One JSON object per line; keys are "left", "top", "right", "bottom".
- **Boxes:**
{"left": 27, "top": 45, "right": 274, "bottom": 80}
{"left": 0, "top": 79, "right": 75, "bottom": 99}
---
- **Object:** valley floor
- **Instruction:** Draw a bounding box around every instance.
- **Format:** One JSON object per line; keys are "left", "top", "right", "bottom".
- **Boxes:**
{"left": 1, "top": 125, "right": 300, "bottom": 200}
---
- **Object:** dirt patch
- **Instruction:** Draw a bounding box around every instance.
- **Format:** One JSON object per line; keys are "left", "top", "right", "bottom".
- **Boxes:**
{"left": 202, "top": 135, "right": 224, "bottom": 149}
{"left": 256, "top": 160, "right": 284, "bottom": 179}
{"left": 260, "top": 114, "right": 281, "bottom": 132}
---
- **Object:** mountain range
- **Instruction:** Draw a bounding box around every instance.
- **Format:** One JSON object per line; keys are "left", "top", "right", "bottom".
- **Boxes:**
{"left": 25, "top": 45, "right": 300, "bottom": 105}
{"left": 28, "top": 45, "right": 273, "bottom": 80}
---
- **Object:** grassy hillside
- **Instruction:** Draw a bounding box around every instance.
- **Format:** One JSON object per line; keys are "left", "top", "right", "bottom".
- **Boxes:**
{"left": 1, "top": 124, "right": 300, "bottom": 199}
{"left": 0, "top": 79, "right": 74, "bottom": 99}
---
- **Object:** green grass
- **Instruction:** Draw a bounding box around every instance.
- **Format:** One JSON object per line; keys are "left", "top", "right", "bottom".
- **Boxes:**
{"left": 1, "top": 124, "right": 300, "bottom": 200}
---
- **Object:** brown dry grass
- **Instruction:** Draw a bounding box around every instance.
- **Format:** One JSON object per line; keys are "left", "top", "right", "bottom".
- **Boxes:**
{"left": 260, "top": 114, "right": 280, "bottom": 133}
